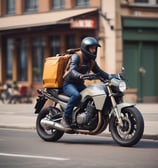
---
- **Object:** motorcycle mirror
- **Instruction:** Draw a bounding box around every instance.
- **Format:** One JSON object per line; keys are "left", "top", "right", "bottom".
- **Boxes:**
{"left": 122, "top": 67, "right": 125, "bottom": 73}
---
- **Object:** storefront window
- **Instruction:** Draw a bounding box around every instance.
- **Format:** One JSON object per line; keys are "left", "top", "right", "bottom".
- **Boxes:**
{"left": 24, "top": 0, "right": 37, "bottom": 13}
{"left": 5, "top": 0, "right": 15, "bottom": 15}
{"left": 66, "top": 35, "right": 76, "bottom": 49}
{"left": 76, "top": 0, "right": 89, "bottom": 7}
{"left": 135, "top": 0, "right": 158, "bottom": 4}
{"left": 32, "top": 37, "right": 45, "bottom": 82}
{"left": 135, "top": 0, "right": 148, "bottom": 2}
{"left": 17, "top": 39, "right": 28, "bottom": 81}
{"left": 52, "top": 0, "right": 65, "bottom": 10}
{"left": 50, "top": 35, "right": 60, "bottom": 56}
{"left": 6, "top": 38, "right": 14, "bottom": 80}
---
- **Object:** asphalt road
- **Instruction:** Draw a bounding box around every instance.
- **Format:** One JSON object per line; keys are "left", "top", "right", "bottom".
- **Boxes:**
{"left": 0, "top": 128, "right": 158, "bottom": 168}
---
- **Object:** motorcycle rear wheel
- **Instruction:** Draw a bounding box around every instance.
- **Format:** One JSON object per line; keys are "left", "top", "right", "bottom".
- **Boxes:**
{"left": 36, "top": 107, "right": 64, "bottom": 142}
{"left": 109, "top": 106, "right": 144, "bottom": 147}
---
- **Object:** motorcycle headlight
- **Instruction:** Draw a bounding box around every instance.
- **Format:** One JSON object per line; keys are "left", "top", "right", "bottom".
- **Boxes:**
{"left": 111, "top": 78, "right": 127, "bottom": 92}
{"left": 118, "top": 81, "right": 126, "bottom": 92}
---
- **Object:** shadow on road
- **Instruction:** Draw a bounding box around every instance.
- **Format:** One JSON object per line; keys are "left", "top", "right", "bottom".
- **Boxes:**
{"left": 56, "top": 136, "right": 158, "bottom": 149}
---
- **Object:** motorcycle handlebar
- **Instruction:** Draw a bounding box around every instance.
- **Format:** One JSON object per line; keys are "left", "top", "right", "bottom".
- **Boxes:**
{"left": 81, "top": 74, "right": 97, "bottom": 79}
{"left": 81, "top": 73, "right": 107, "bottom": 82}
{"left": 81, "top": 73, "right": 125, "bottom": 83}
{"left": 81, "top": 67, "right": 126, "bottom": 82}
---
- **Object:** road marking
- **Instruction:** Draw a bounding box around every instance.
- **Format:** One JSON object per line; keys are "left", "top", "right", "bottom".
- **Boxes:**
{"left": 0, "top": 153, "right": 70, "bottom": 161}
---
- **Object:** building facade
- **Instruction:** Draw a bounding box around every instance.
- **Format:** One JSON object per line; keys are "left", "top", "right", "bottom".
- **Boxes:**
{"left": 0, "top": 0, "right": 158, "bottom": 102}
{"left": 120, "top": 0, "right": 158, "bottom": 102}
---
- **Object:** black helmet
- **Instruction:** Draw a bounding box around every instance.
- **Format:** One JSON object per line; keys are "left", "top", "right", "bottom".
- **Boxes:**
{"left": 81, "top": 37, "right": 101, "bottom": 60}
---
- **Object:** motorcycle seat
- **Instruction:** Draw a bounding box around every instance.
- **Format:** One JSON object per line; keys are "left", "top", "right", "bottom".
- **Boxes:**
{"left": 58, "top": 94, "right": 69, "bottom": 102}
{"left": 47, "top": 88, "right": 69, "bottom": 102}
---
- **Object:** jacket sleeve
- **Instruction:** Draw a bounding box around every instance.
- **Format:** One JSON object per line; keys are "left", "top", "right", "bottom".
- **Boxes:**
{"left": 92, "top": 62, "right": 109, "bottom": 79}
{"left": 69, "top": 54, "right": 82, "bottom": 79}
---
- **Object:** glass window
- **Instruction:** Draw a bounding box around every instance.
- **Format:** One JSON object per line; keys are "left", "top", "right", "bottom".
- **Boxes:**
{"left": 6, "top": 38, "right": 14, "bottom": 80}
{"left": 24, "top": 0, "right": 37, "bottom": 13}
{"left": 66, "top": 35, "right": 76, "bottom": 49}
{"left": 149, "top": 0, "right": 157, "bottom": 4}
{"left": 52, "top": 0, "right": 65, "bottom": 10}
{"left": 135, "top": 0, "right": 148, "bottom": 2}
{"left": 50, "top": 35, "right": 61, "bottom": 56}
{"left": 135, "top": 0, "right": 157, "bottom": 4}
{"left": 76, "top": 0, "right": 89, "bottom": 7}
{"left": 17, "top": 39, "right": 28, "bottom": 81}
{"left": 5, "top": 0, "right": 15, "bottom": 15}
{"left": 32, "top": 37, "right": 45, "bottom": 82}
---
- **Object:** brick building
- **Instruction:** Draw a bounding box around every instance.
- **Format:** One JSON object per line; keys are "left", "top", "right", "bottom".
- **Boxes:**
{"left": 0, "top": 0, "right": 158, "bottom": 102}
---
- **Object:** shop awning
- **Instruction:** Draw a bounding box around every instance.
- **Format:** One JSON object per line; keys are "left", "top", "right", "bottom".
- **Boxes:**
{"left": 0, "top": 8, "right": 98, "bottom": 31}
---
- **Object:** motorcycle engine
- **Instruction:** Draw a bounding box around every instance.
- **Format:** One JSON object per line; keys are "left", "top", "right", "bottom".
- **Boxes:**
{"left": 76, "top": 102, "right": 97, "bottom": 125}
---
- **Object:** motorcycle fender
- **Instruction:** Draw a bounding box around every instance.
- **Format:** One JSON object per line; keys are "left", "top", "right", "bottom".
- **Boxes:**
{"left": 116, "top": 103, "right": 135, "bottom": 114}
{"left": 34, "top": 96, "right": 47, "bottom": 114}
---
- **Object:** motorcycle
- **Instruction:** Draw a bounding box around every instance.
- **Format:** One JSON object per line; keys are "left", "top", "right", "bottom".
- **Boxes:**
{"left": 34, "top": 68, "right": 144, "bottom": 147}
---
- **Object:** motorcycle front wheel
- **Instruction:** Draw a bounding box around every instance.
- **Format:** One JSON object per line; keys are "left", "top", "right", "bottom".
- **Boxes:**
{"left": 109, "top": 106, "right": 144, "bottom": 147}
{"left": 36, "top": 107, "right": 64, "bottom": 142}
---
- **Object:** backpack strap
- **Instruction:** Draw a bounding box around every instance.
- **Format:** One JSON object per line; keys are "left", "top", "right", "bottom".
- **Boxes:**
{"left": 89, "top": 60, "right": 95, "bottom": 72}
{"left": 77, "top": 50, "right": 95, "bottom": 72}
{"left": 63, "top": 50, "right": 95, "bottom": 79}
{"left": 63, "top": 51, "right": 83, "bottom": 79}
{"left": 75, "top": 50, "right": 83, "bottom": 69}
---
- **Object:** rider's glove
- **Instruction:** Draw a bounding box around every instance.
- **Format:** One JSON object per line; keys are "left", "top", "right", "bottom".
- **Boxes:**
{"left": 87, "top": 74, "right": 95, "bottom": 80}
{"left": 80, "top": 74, "right": 95, "bottom": 80}
{"left": 108, "top": 74, "right": 119, "bottom": 80}
{"left": 80, "top": 74, "right": 86, "bottom": 79}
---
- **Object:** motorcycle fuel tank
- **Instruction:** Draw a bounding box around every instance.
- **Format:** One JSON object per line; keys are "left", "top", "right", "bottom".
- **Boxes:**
{"left": 80, "top": 84, "right": 107, "bottom": 110}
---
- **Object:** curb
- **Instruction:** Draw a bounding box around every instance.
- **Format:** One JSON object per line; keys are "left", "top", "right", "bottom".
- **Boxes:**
{"left": 0, "top": 125, "right": 158, "bottom": 141}
{"left": 0, "top": 125, "right": 35, "bottom": 130}
{"left": 142, "top": 134, "right": 158, "bottom": 141}
{"left": 101, "top": 133, "right": 158, "bottom": 141}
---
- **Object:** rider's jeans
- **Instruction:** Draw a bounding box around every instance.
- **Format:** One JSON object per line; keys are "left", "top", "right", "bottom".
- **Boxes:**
{"left": 63, "top": 83, "right": 86, "bottom": 119}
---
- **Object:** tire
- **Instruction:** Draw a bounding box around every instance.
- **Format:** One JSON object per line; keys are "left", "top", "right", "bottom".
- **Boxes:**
{"left": 36, "top": 107, "right": 64, "bottom": 142}
{"left": 109, "top": 107, "right": 144, "bottom": 147}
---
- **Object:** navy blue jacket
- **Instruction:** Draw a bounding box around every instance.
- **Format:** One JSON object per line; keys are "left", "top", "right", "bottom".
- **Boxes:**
{"left": 63, "top": 53, "right": 109, "bottom": 85}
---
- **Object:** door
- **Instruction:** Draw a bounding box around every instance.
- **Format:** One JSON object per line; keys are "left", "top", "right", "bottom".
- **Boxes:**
{"left": 141, "top": 42, "right": 158, "bottom": 102}
{"left": 123, "top": 41, "right": 158, "bottom": 102}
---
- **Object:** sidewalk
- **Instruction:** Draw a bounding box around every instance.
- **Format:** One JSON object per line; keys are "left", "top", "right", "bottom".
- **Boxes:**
{"left": 0, "top": 101, "right": 158, "bottom": 140}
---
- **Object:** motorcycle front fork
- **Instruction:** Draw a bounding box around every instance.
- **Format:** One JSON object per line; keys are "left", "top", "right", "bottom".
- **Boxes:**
{"left": 106, "top": 86, "right": 123, "bottom": 127}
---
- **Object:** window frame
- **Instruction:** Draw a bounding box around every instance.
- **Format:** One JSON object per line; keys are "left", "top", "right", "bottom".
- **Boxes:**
{"left": 66, "top": 34, "right": 76, "bottom": 49}
{"left": 50, "top": 35, "right": 61, "bottom": 56}
{"left": 75, "top": 0, "right": 90, "bottom": 7}
{"left": 51, "top": 0, "right": 65, "bottom": 10}
{"left": 24, "top": 0, "right": 37, "bottom": 13}
{"left": 32, "top": 37, "right": 45, "bottom": 82}
{"left": 5, "top": 0, "right": 15, "bottom": 15}
{"left": 135, "top": 0, "right": 157, "bottom": 4}
{"left": 6, "top": 38, "right": 14, "bottom": 80}
{"left": 17, "top": 38, "right": 28, "bottom": 82}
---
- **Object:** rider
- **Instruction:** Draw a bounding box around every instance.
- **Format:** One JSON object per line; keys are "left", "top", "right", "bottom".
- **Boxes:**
{"left": 61, "top": 37, "right": 110, "bottom": 128}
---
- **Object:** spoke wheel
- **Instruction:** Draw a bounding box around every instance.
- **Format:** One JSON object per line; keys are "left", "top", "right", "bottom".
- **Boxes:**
{"left": 36, "top": 107, "right": 64, "bottom": 142}
{"left": 110, "top": 107, "right": 144, "bottom": 147}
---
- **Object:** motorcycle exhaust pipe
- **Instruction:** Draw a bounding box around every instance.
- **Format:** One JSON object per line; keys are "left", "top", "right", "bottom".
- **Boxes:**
{"left": 40, "top": 112, "right": 103, "bottom": 134}
{"left": 40, "top": 118, "right": 70, "bottom": 132}
{"left": 40, "top": 119, "right": 90, "bottom": 134}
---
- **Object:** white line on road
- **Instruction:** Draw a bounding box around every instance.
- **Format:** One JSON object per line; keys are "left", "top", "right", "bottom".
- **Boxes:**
{"left": 0, "top": 153, "right": 70, "bottom": 161}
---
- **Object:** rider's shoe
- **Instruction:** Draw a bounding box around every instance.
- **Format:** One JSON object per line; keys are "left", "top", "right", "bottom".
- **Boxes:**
{"left": 61, "top": 117, "right": 71, "bottom": 128}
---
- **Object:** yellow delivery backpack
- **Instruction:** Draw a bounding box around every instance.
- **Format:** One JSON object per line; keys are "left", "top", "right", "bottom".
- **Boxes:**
{"left": 42, "top": 49, "right": 83, "bottom": 88}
